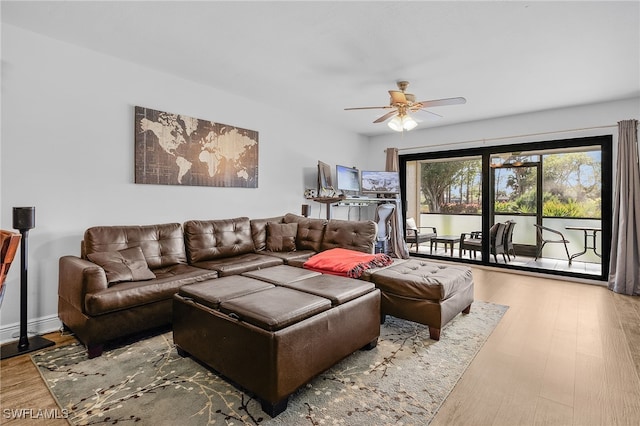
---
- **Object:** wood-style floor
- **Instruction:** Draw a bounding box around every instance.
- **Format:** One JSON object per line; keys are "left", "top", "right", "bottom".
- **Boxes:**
{"left": 432, "top": 267, "right": 640, "bottom": 426}
{"left": 1, "top": 268, "right": 639, "bottom": 425}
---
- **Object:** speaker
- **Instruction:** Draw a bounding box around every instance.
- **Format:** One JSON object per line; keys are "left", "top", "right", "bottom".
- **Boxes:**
{"left": 13, "top": 207, "right": 36, "bottom": 230}
{"left": 301, "top": 204, "right": 310, "bottom": 217}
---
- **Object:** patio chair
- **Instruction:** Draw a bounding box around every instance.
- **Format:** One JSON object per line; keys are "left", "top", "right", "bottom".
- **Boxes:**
{"left": 459, "top": 222, "right": 508, "bottom": 262}
{"left": 0, "top": 230, "right": 21, "bottom": 308}
{"left": 504, "top": 220, "right": 517, "bottom": 261}
{"left": 405, "top": 217, "right": 437, "bottom": 253}
{"left": 534, "top": 224, "right": 572, "bottom": 264}
{"left": 459, "top": 230, "right": 482, "bottom": 258}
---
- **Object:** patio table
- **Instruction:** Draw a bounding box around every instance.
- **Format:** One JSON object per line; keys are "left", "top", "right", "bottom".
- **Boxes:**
{"left": 565, "top": 226, "right": 601, "bottom": 263}
{"left": 430, "top": 235, "right": 460, "bottom": 257}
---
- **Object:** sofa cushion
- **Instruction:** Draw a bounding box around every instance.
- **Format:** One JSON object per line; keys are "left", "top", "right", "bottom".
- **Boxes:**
{"left": 87, "top": 246, "right": 156, "bottom": 285}
{"left": 83, "top": 223, "right": 187, "bottom": 269}
{"left": 84, "top": 264, "right": 217, "bottom": 316}
{"left": 321, "top": 219, "right": 377, "bottom": 254}
{"left": 266, "top": 222, "right": 298, "bottom": 252}
{"left": 258, "top": 250, "right": 316, "bottom": 265}
{"left": 250, "top": 216, "right": 284, "bottom": 251}
{"left": 284, "top": 213, "right": 326, "bottom": 252}
{"left": 191, "top": 252, "right": 284, "bottom": 277}
{"left": 184, "top": 217, "right": 255, "bottom": 263}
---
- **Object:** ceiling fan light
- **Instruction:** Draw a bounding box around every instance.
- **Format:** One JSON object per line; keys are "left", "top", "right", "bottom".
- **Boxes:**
{"left": 388, "top": 116, "right": 404, "bottom": 132}
{"left": 402, "top": 115, "right": 418, "bottom": 130}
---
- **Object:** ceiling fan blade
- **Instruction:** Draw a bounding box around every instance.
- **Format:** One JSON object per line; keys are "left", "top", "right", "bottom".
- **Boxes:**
{"left": 417, "top": 97, "right": 467, "bottom": 108}
{"left": 373, "top": 110, "right": 398, "bottom": 123}
{"left": 414, "top": 109, "right": 443, "bottom": 121}
{"left": 389, "top": 90, "right": 407, "bottom": 104}
{"left": 344, "top": 106, "right": 392, "bottom": 111}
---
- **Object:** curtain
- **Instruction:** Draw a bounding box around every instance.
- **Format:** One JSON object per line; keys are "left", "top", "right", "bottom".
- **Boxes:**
{"left": 608, "top": 119, "right": 640, "bottom": 295}
{"left": 385, "top": 148, "right": 409, "bottom": 259}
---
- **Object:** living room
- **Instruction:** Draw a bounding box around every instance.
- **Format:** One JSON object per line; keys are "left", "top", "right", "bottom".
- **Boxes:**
{"left": 1, "top": 1, "right": 639, "bottom": 425}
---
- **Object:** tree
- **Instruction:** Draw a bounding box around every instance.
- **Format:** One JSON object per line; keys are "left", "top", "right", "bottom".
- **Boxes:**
{"left": 420, "top": 159, "right": 481, "bottom": 213}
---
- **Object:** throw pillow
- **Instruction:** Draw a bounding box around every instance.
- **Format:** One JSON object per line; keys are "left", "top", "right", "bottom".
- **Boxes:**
{"left": 266, "top": 222, "right": 298, "bottom": 252}
{"left": 87, "top": 246, "right": 156, "bottom": 285}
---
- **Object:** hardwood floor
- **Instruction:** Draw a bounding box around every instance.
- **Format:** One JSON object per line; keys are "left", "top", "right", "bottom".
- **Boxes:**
{"left": 1, "top": 268, "right": 639, "bottom": 425}
{"left": 0, "top": 332, "right": 75, "bottom": 425}
{"left": 432, "top": 267, "right": 640, "bottom": 426}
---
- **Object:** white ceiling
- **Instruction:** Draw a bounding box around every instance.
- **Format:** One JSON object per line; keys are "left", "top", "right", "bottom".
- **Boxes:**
{"left": 3, "top": 1, "right": 639, "bottom": 136}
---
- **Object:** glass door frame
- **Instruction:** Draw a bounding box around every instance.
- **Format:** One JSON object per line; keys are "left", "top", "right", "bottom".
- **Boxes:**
{"left": 399, "top": 135, "right": 612, "bottom": 281}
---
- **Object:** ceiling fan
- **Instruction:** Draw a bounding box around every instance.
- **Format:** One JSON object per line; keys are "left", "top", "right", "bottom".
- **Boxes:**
{"left": 344, "top": 81, "right": 466, "bottom": 132}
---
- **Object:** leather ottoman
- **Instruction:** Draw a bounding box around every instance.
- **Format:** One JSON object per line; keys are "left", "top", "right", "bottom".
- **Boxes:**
{"left": 369, "top": 259, "right": 474, "bottom": 340}
{"left": 172, "top": 271, "right": 380, "bottom": 417}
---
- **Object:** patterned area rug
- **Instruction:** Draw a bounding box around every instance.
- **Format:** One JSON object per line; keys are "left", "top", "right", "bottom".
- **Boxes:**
{"left": 33, "top": 301, "right": 507, "bottom": 425}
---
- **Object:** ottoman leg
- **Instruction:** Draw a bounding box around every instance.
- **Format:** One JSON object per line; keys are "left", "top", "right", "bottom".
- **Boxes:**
{"left": 176, "top": 346, "right": 189, "bottom": 358}
{"left": 462, "top": 304, "right": 471, "bottom": 314}
{"left": 362, "top": 338, "right": 378, "bottom": 350}
{"left": 380, "top": 313, "right": 387, "bottom": 324}
{"left": 87, "top": 344, "right": 104, "bottom": 359}
{"left": 261, "top": 396, "right": 289, "bottom": 417}
{"left": 428, "top": 326, "right": 441, "bottom": 341}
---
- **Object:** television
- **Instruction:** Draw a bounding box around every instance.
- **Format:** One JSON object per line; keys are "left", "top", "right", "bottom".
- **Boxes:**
{"left": 336, "top": 165, "right": 360, "bottom": 194}
{"left": 317, "top": 161, "right": 333, "bottom": 193}
{"left": 361, "top": 170, "right": 400, "bottom": 194}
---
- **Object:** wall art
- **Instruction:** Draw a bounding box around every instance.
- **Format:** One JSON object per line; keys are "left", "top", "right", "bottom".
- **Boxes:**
{"left": 135, "top": 106, "right": 258, "bottom": 188}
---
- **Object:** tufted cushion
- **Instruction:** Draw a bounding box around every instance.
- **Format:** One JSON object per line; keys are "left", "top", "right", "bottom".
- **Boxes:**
{"left": 284, "top": 213, "right": 326, "bottom": 252}
{"left": 370, "top": 259, "right": 473, "bottom": 301}
{"left": 83, "top": 223, "right": 186, "bottom": 269}
{"left": 320, "top": 219, "right": 377, "bottom": 254}
{"left": 184, "top": 217, "right": 255, "bottom": 263}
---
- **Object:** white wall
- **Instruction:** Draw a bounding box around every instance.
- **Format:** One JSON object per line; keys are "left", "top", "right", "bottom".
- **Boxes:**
{"left": 0, "top": 25, "right": 368, "bottom": 340}
{"left": 368, "top": 97, "right": 640, "bottom": 157}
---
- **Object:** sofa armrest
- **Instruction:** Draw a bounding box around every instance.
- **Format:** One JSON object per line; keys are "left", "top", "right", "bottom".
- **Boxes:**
{"left": 58, "top": 255, "right": 108, "bottom": 313}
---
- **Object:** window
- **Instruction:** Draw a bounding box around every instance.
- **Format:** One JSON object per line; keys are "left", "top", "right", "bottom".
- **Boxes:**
{"left": 400, "top": 136, "right": 611, "bottom": 281}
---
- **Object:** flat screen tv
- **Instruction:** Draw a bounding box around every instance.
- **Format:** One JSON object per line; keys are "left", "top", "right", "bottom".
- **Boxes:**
{"left": 317, "top": 161, "right": 333, "bottom": 193}
{"left": 361, "top": 170, "right": 400, "bottom": 194}
{"left": 336, "top": 165, "right": 360, "bottom": 194}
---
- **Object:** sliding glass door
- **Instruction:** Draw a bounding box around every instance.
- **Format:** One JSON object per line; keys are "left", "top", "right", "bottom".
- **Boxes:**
{"left": 399, "top": 136, "right": 611, "bottom": 280}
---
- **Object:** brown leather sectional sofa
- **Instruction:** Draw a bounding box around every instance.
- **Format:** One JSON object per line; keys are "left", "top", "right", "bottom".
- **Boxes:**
{"left": 58, "top": 213, "right": 377, "bottom": 358}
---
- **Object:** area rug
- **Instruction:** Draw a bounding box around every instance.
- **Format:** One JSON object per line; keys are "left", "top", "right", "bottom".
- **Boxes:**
{"left": 32, "top": 301, "right": 507, "bottom": 425}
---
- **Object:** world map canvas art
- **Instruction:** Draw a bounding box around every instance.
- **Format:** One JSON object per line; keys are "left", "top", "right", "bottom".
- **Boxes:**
{"left": 135, "top": 106, "right": 259, "bottom": 187}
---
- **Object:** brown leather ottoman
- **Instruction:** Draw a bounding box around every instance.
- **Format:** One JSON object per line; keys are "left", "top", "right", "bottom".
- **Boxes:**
{"left": 172, "top": 272, "right": 380, "bottom": 417}
{"left": 369, "top": 259, "right": 474, "bottom": 340}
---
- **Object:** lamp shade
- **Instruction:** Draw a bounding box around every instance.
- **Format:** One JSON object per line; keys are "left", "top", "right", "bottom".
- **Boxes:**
{"left": 387, "top": 115, "right": 404, "bottom": 132}
{"left": 402, "top": 115, "right": 418, "bottom": 130}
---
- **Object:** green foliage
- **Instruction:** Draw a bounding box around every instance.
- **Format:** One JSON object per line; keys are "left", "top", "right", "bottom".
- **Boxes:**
{"left": 494, "top": 190, "right": 536, "bottom": 213}
{"left": 440, "top": 203, "right": 482, "bottom": 214}
{"left": 542, "top": 195, "right": 601, "bottom": 218}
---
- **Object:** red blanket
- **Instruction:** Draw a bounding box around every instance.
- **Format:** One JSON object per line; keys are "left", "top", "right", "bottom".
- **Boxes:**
{"left": 303, "top": 248, "right": 393, "bottom": 278}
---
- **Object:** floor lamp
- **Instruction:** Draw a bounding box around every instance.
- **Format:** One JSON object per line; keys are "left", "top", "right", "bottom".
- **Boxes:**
{"left": 1, "top": 207, "right": 54, "bottom": 360}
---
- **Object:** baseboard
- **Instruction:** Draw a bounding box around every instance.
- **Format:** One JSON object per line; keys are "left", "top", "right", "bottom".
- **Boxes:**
{"left": 0, "top": 315, "right": 62, "bottom": 344}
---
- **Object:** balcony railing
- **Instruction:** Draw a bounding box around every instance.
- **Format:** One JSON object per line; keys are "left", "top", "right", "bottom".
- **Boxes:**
{"left": 415, "top": 213, "right": 602, "bottom": 276}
